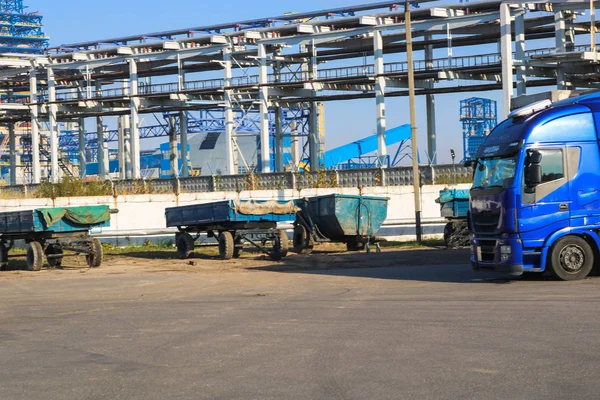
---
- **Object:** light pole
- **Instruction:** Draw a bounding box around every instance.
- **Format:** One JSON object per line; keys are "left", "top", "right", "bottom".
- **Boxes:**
{"left": 405, "top": 0, "right": 422, "bottom": 243}
{"left": 451, "top": 149, "right": 456, "bottom": 185}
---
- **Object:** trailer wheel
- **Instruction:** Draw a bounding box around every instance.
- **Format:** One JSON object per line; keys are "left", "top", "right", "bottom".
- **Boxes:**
{"left": 548, "top": 236, "right": 594, "bottom": 281}
{"left": 233, "top": 237, "right": 243, "bottom": 258}
{"left": 346, "top": 238, "right": 366, "bottom": 252}
{"left": 45, "top": 244, "right": 64, "bottom": 268}
{"left": 26, "top": 241, "right": 44, "bottom": 271}
{"left": 218, "top": 231, "right": 234, "bottom": 260}
{"left": 176, "top": 232, "right": 195, "bottom": 259}
{"left": 86, "top": 238, "right": 103, "bottom": 268}
{"left": 0, "top": 244, "right": 8, "bottom": 271}
{"left": 293, "top": 225, "right": 313, "bottom": 254}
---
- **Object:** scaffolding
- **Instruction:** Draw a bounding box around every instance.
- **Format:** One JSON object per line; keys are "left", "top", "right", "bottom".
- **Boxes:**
{"left": 460, "top": 97, "right": 498, "bottom": 161}
{"left": 0, "top": 0, "right": 48, "bottom": 54}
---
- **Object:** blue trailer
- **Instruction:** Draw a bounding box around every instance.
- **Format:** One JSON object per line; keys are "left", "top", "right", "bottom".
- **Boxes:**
{"left": 470, "top": 91, "right": 600, "bottom": 280}
{"left": 165, "top": 200, "right": 297, "bottom": 260}
{"left": 292, "top": 194, "right": 389, "bottom": 253}
{"left": 0, "top": 205, "right": 114, "bottom": 271}
{"left": 437, "top": 189, "right": 470, "bottom": 248}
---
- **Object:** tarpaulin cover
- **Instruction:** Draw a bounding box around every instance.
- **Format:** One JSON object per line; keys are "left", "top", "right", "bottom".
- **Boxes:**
{"left": 38, "top": 206, "right": 111, "bottom": 228}
{"left": 233, "top": 200, "right": 299, "bottom": 216}
{"left": 437, "top": 189, "right": 470, "bottom": 204}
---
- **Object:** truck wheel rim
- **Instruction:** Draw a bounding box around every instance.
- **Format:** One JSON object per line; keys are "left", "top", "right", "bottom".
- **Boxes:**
{"left": 559, "top": 245, "right": 585, "bottom": 273}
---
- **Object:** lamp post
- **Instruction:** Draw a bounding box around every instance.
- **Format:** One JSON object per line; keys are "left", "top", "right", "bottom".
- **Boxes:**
{"left": 451, "top": 149, "right": 456, "bottom": 185}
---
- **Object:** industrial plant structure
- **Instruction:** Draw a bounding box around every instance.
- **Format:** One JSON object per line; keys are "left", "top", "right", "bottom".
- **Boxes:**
{"left": 0, "top": 0, "right": 597, "bottom": 185}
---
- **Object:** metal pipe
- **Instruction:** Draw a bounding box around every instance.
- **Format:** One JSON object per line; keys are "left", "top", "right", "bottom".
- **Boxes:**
{"left": 374, "top": 30, "right": 388, "bottom": 168}
{"left": 258, "top": 43, "right": 271, "bottom": 173}
{"left": 129, "top": 59, "right": 141, "bottom": 179}
{"left": 29, "top": 67, "right": 41, "bottom": 184}
{"left": 47, "top": 67, "right": 59, "bottom": 183}
{"left": 180, "top": 111, "right": 189, "bottom": 177}
{"left": 79, "top": 118, "right": 86, "bottom": 178}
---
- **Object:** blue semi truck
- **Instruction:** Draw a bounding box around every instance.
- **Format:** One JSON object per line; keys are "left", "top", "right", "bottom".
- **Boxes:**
{"left": 470, "top": 91, "right": 600, "bottom": 280}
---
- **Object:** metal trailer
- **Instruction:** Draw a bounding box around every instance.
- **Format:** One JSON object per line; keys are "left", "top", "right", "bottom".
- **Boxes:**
{"left": 0, "top": 205, "right": 114, "bottom": 271}
{"left": 437, "top": 189, "right": 470, "bottom": 248}
{"left": 165, "top": 200, "right": 297, "bottom": 261}
{"left": 292, "top": 194, "right": 389, "bottom": 253}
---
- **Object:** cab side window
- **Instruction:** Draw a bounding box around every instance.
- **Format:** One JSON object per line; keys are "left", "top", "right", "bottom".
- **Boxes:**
{"left": 539, "top": 149, "right": 564, "bottom": 183}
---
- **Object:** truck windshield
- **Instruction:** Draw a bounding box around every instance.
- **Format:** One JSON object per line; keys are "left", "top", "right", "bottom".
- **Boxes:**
{"left": 472, "top": 156, "right": 517, "bottom": 189}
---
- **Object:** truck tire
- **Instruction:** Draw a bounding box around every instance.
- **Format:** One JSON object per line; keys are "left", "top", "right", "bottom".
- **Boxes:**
{"left": 218, "top": 231, "right": 234, "bottom": 260}
{"left": 176, "top": 232, "right": 195, "bottom": 259}
{"left": 548, "top": 236, "right": 594, "bottom": 281}
{"left": 293, "top": 225, "right": 313, "bottom": 254}
{"left": 26, "top": 241, "right": 44, "bottom": 271}
{"left": 86, "top": 238, "right": 103, "bottom": 268}
{"left": 45, "top": 244, "right": 64, "bottom": 268}
{"left": 346, "top": 238, "right": 366, "bottom": 252}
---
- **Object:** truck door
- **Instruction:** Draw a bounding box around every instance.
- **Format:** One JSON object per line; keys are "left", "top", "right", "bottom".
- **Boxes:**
{"left": 519, "top": 147, "right": 571, "bottom": 246}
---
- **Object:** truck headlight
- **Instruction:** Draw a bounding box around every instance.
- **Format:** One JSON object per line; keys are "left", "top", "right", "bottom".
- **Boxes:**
{"left": 500, "top": 245, "right": 512, "bottom": 261}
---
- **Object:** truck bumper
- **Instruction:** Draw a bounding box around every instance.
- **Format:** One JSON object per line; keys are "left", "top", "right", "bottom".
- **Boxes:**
{"left": 470, "top": 236, "right": 524, "bottom": 275}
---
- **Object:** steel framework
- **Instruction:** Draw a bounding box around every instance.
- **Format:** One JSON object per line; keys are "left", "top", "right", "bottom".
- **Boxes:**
{"left": 0, "top": 0, "right": 598, "bottom": 184}
{"left": 0, "top": 0, "right": 48, "bottom": 54}
{"left": 460, "top": 97, "right": 498, "bottom": 161}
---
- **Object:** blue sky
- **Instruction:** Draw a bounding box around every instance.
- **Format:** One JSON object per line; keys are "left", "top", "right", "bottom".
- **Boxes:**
{"left": 27, "top": 0, "right": 541, "bottom": 164}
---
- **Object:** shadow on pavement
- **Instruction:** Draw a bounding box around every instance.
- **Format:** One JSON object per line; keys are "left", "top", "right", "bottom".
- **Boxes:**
{"left": 248, "top": 248, "right": 552, "bottom": 284}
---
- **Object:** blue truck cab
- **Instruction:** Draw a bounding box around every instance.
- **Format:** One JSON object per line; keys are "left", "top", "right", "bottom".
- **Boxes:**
{"left": 470, "top": 92, "right": 600, "bottom": 280}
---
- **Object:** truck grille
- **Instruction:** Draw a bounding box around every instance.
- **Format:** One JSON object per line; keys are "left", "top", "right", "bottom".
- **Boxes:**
{"left": 478, "top": 239, "right": 497, "bottom": 263}
{"left": 472, "top": 211, "right": 500, "bottom": 234}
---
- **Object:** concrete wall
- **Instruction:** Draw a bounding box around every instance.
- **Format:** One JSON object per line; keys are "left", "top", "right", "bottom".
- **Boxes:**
{"left": 0, "top": 184, "right": 471, "bottom": 245}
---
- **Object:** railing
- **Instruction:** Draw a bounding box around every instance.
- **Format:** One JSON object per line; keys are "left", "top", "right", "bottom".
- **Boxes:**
{"left": 46, "top": 45, "right": 600, "bottom": 103}
{"left": 3, "top": 164, "right": 472, "bottom": 198}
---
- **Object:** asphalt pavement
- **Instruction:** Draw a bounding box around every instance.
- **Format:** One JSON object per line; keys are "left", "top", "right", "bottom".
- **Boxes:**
{"left": 2, "top": 262, "right": 600, "bottom": 399}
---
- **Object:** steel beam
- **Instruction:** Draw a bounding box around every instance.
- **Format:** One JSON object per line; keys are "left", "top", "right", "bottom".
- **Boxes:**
{"left": 129, "top": 59, "right": 141, "bottom": 179}
{"left": 180, "top": 111, "right": 189, "bottom": 177}
{"left": 8, "top": 123, "right": 16, "bottom": 185}
{"left": 79, "top": 118, "right": 86, "bottom": 178}
{"left": 258, "top": 43, "right": 271, "bottom": 173}
{"left": 223, "top": 46, "right": 236, "bottom": 175}
{"left": 500, "top": 3, "right": 514, "bottom": 117}
{"left": 374, "top": 30, "right": 388, "bottom": 167}
{"left": 47, "top": 67, "right": 60, "bottom": 183}
{"left": 29, "top": 68, "right": 41, "bottom": 184}
{"left": 96, "top": 81, "right": 106, "bottom": 178}
{"left": 515, "top": 12, "right": 527, "bottom": 96}
{"left": 424, "top": 33, "right": 437, "bottom": 164}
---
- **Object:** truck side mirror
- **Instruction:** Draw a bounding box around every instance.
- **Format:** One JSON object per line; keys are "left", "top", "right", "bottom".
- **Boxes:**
{"left": 525, "top": 164, "right": 542, "bottom": 194}
{"left": 529, "top": 150, "right": 542, "bottom": 164}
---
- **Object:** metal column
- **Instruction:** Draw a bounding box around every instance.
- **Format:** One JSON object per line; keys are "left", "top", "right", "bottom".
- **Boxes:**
{"left": 424, "top": 33, "right": 436, "bottom": 164}
{"left": 258, "top": 43, "right": 271, "bottom": 173}
{"left": 129, "top": 59, "right": 141, "bottom": 179}
{"left": 500, "top": 3, "right": 514, "bottom": 117}
{"left": 223, "top": 46, "right": 236, "bottom": 175}
{"left": 555, "top": 10, "right": 567, "bottom": 89}
{"left": 79, "top": 119, "right": 86, "bottom": 178}
{"left": 374, "top": 30, "right": 387, "bottom": 167}
{"left": 515, "top": 12, "right": 527, "bottom": 96}
{"left": 180, "top": 111, "right": 189, "bottom": 177}
{"left": 274, "top": 108, "right": 284, "bottom": 172}
{"left": 47, "top": 67, "right": 59, "bottom": 183}
{"left": 169, "top": 114, "right": 178, "bottom": 178}
{"left": 29, "top": 68, "right": 41, "bottom": 184}
{"left": 8, "top": 123, "right": 15, "bottom": 185}
{"left": 96, "top": 82, "right": 106, "bottom": 178}
{"left": 307, "top": 43, "right": 321, "bottom": 170}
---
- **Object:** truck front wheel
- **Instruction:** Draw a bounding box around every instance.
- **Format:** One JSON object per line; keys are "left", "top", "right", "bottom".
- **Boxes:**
{"left": 548, "top": 236, "right": 594, "bottom": 281}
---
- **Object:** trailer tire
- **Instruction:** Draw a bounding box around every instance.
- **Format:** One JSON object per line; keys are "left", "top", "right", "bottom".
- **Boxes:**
{"left": 0, "top": 244, "right": 8, "bottom": 271}
{"left": 218, "top": 231, "right": 234, "bottom": 260}
{"left": 45, "top": 245, "right": 64, "bottom": 268}
{"left": 276, "top": 229, "right": 289, "bottom": 259}
{"left": 176, "top": 232, "right": 195, "bottom": 259}
{"left": 86, "top": 238, "right": 103, "bottom": 268}
{"left": 293, "top": 225, "right": 313, "bottom": 254}
{"left": 548, "top": 236, "right": 594, "bottom": 281}
{"left": 233, "top": 237, "right": 243, "bottom": 258}
{"left": 346, "top": 238, "right": 366, "bottom": 252}
{"left": 26, "top": 241, "right": 44, "bottom": 271}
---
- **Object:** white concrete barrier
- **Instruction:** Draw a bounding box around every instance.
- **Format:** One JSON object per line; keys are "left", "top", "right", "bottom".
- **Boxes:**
{"left": 0, "top": 184, "right": 471, "bottom": 244}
